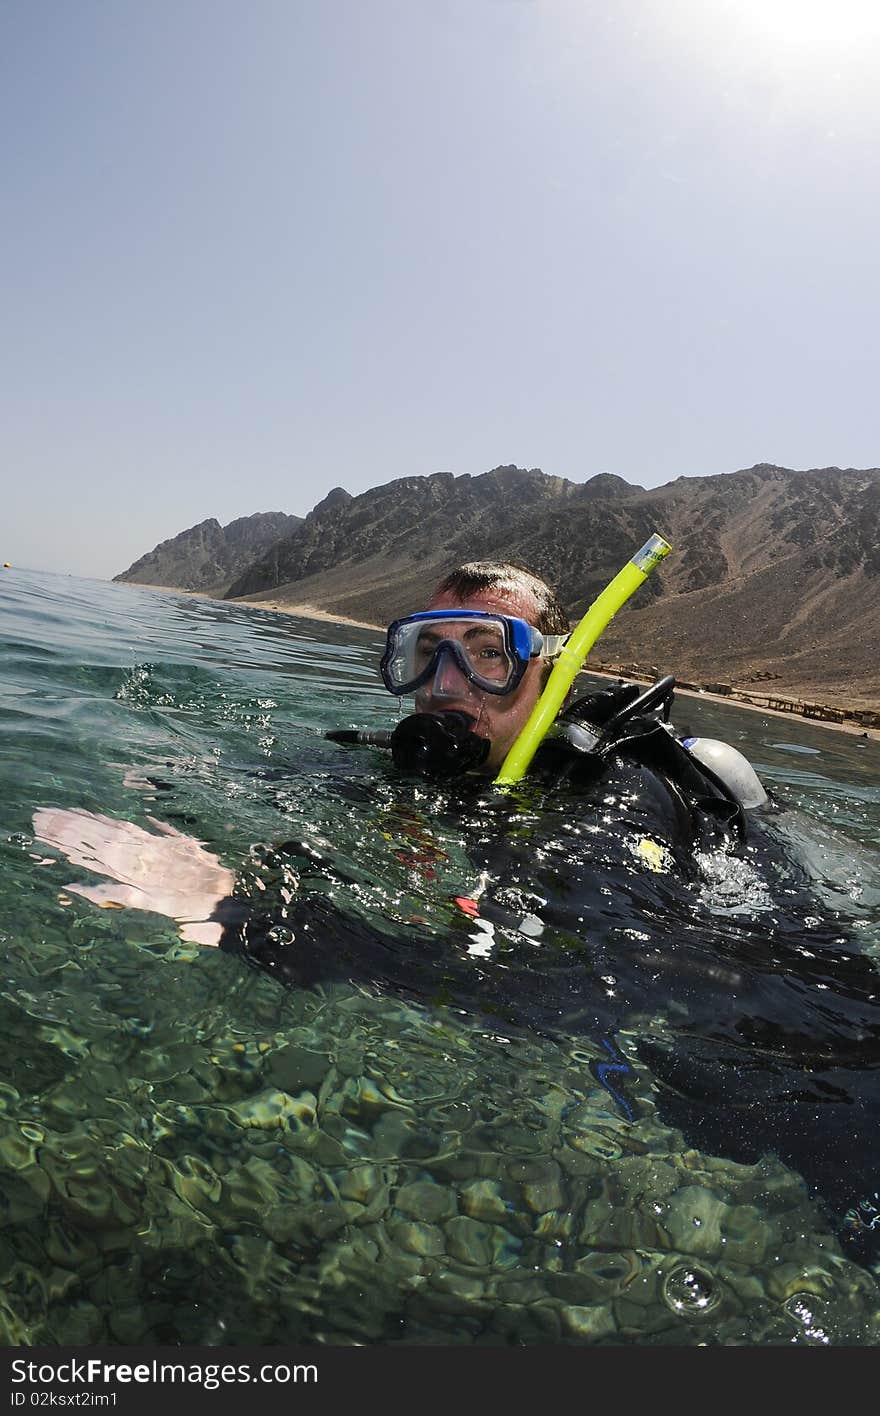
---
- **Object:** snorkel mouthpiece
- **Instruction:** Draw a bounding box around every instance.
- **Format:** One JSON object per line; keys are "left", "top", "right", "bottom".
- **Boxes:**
{"left": 390, "top": 711, "right": 490, "bottom": 778}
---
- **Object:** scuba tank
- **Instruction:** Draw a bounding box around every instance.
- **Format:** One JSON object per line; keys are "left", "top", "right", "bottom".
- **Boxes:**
{"left": 539, "top": 675, "right": 770, "bottom": 846}
{"left": 680, "top": 737, "right": 768, "bottom": 810}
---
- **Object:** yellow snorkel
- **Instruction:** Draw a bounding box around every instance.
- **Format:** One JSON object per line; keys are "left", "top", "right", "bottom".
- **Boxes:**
{"left": 494, "top": 533, "right": 672, "bottom": 786}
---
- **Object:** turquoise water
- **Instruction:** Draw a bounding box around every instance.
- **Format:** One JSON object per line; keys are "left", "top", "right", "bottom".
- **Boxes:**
{"left": 1, "top": 566, "right": 879, "bottom": 1346}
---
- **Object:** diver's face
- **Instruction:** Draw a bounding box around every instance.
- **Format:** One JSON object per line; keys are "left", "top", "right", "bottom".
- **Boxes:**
{"left": 413, "top": 589, "right": 548, "bottom": 772}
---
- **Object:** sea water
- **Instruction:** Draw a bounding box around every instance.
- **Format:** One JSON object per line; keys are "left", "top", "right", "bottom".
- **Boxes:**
{"left": 1, "top": 566, "right": 879, "bottom": 1346}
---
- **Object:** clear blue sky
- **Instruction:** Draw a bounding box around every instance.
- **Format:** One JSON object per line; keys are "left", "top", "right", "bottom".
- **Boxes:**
{"left": 4, "top": 0, "right": 879, "bottom": 579}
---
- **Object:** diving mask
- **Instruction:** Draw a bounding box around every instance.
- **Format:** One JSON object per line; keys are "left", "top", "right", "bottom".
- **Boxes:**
{"left": 380, "top": 610, "right": 566, "bottom": 698}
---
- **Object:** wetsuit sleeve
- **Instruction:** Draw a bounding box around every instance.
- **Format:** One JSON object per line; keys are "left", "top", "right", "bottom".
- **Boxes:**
{"left": 207, "top": 841, "right": 447, "bottom": 994}
{"left": 205, "top": 840, "right": 610, "bottom": 1036}
{"left": 208, "top": 841, "right": 355, "bottom": 988}
{"left": 211, "top": 888, "right": 377, "bottom": 988}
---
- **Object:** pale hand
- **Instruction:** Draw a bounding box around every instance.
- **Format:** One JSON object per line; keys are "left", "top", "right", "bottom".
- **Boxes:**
{"left": 32, "top": 808, "right": 236, "bottom": 947}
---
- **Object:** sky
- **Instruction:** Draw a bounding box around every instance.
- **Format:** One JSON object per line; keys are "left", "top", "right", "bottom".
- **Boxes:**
{"left": 3, "top": 0, "right": 879, "bottom": 579}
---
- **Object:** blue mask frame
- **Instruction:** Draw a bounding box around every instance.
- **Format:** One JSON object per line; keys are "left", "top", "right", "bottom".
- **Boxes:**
{"left": 380, "top": 610, "right": 546, "bottom": 697}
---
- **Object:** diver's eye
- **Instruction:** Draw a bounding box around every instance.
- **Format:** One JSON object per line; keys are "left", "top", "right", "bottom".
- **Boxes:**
{"left": 414, "top": 635, "right": 439, "bottom": 667}
{"left": 470, "top": 636, "right": 510, "bottom": 680}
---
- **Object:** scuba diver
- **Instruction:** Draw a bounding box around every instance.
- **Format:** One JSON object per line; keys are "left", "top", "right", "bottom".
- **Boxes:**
{"left": 31, "top": 552, "right": 880, "bottom": 1271}
{"left": 34, "top": 548, "right": 768, "bottom": 958}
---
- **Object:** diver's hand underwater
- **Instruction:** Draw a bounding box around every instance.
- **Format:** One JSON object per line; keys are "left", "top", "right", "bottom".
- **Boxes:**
{"left": 32, "top": 808, "right": 235, "bottom": 947}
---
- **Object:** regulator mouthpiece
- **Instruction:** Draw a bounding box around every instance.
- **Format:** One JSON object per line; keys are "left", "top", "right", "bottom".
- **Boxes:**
{"left": 390, "top": 711, "right": 490, "bottom": 778}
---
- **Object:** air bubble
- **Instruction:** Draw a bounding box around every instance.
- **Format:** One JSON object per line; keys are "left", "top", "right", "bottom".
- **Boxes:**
{"left": 661, "top": 1263, "right": 722, "bottom": 1318}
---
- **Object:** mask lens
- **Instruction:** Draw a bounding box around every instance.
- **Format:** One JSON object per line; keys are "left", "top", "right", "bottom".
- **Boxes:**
{"left": 383, "top": 613, "right": 526, "bottom": 695}
{"left": 467, "top": 622, "right": 512, "bottom": 683}
{"left": 415, "top": 620, "right": 511, "bottom": 686}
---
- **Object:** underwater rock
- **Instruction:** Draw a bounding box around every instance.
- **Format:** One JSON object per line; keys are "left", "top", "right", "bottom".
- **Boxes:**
{"left": 519, "top": 1160, "right": 566, "bottom": 1214}
{"left": 388, "top": 1220, "right": 446, "bottom": 1257}
{"left": 336, "top": 1162, "right": 388, "bottom": 1205}
{"left": 662, "top": 1184, "right": 731, "bottom": 1259}
{"left": 458, "top": 1178, "right": 511, "bottom": 1224}
{"left": 560, "top": 1304, "right": 618, "bottom": 1341}
{"left": 394, "top": 1180, "right": 457, "bottom": 1223}
{"left": 229, "top": 1087, "right": 318, "bottom": 1133}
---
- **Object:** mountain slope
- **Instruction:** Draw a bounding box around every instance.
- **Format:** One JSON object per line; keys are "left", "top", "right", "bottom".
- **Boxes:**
{"left": 114, "top": 512, "right": 302, "bottom": 594}
{"left": 224, "top": 463, "right": 880, "bottom": 708}
{"left": 114, "top": 463, "right": 880, "bottom": 707}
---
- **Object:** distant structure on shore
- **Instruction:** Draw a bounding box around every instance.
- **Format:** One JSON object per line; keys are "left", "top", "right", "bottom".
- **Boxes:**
{"left": 590, "top": 660, "right": 880, "bottom": 728}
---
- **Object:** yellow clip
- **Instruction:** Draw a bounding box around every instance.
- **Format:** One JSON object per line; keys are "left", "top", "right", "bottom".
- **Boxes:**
{"left": 636, "top": 838, "right": 669, "bottom": 873}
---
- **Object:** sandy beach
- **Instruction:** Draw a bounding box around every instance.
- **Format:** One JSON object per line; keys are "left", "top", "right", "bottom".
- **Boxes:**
{"left": 245, "top": 596, "right": 382, "bottom": 632}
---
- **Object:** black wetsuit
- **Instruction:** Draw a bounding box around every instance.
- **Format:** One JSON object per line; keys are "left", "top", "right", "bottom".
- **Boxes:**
{"left": 211, "top": 694, "right": 880, "bottom": 1268}
{"left": 212, "top": 712, "right": 735, "bottom": 1023}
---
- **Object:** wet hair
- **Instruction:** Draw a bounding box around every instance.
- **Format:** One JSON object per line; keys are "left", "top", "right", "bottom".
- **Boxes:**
{"left": 431, "top": 561, "right": 570, "bottom": 638}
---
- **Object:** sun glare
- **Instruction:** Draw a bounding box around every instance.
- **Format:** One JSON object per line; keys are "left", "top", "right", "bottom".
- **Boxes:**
{"left": 741, "top": 0, "right": 880, "bottom": 51}
{"left": 546, "top": 0, "right": 880, "bottom": 73}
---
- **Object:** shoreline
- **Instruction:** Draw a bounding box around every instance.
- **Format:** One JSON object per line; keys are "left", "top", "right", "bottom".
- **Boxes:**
{"left": 123, "top": 582, "right": 879, "bottom": 743}
{"left": 124, "top": 582, "right": 381, "bottom": 632}
{"left": 242, "top": 595, "right": 382, "bottom": 632}
{"left": 583, "top": 668, "right": 879, "bottom": 742}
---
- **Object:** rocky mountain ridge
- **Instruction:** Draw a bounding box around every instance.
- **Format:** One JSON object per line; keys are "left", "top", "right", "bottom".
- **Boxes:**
{"left": 113, "top": 512, "right": 301, "bottom": 594}
{"left": 114, "top": 464, "right": 880, "bottom": 708}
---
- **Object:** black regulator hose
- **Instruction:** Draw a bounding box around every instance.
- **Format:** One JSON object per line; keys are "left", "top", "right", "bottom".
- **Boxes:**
{"left": 324, "top": 729, "right": 394, "bottom": 747}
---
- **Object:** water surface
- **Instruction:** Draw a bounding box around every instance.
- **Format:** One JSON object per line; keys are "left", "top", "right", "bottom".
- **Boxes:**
{"left": 1, "top": 567, "right": 879, "bottom": 1346}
